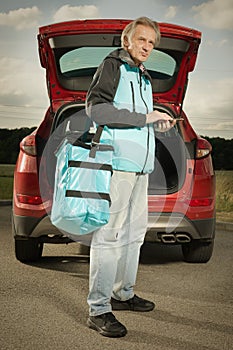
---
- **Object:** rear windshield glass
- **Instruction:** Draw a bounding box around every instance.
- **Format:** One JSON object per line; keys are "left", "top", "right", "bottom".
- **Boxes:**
{"left": 59, "top": 47, "right": 176, "bottom": 80}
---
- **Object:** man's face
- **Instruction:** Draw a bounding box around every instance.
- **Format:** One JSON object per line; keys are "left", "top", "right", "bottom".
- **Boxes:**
{"left": 125, "top": 24, "right": 156, "bottom": 65}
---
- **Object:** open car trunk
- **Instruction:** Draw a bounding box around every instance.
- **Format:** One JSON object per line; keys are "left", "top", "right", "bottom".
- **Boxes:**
{"left": 37, "top": 20, "right": 201, "bottom": 199}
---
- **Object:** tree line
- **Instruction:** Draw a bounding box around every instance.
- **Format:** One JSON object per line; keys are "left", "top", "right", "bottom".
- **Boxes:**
{"left": 0, "top": 127, "right": 232, "bottom": 170}
{"left": 0, "top": 127, "right": 36, "bottom": 164}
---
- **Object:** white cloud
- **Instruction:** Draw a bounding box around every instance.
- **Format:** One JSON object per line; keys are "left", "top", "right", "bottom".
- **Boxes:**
{"left": 0, "top": 56, "right": 48, "bottom": 128}
{"left": 53, "top": 5, "right": 100, "bottom": 23}
{"left": 184, "top": 77, "right": 233, "bottom": 138}
{"left": 192, "top": 0, "right": 233, "bottom": 30}
{"left": 206, "top": 38, "right": 228, "bottom": 47}
{"left": 0, "top": 56, "right": 47, "bottom": 107}
{"left": 204, "top": 120, "right": 233, "bottom": 131}
{"left": 218, "top": 39, "right": 228, "bottom": 47}
{"left": 0, "top": 6, "right": 41, "bottom": 30}
{"left": 165, "top": 6, "right": 178, "bottom": 20}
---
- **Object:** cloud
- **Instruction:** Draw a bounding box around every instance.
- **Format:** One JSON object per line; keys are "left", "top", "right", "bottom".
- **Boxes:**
{"left": 192, "top": 0, "right": 233, "bottom": 30}
{"left": 204, "top": 120, "right": 233, "bottom": 131}
{"left": 165, "top": 6, "right": 178, "bottom": 20}
{"left": 0, "top": 56, "right": 48, "bottom": 108}
{"left": 206, "top": 38, "right": 229, "bottom": 47}
{"left": 0, "top": 56, "right": 48, "bottom": 128}
{"left": 53, "top": 5, "right": 100, "bottom": 23}
{"left": 0, "top": 6, "right": 41, "bottom": 30}
{"left": 184, "top": 77, "right": 233, "bottom": 137}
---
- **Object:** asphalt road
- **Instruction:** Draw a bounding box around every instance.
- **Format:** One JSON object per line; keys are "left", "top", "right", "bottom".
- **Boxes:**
{"left": 0, "top": 205, "right": 233, "bottom": 350}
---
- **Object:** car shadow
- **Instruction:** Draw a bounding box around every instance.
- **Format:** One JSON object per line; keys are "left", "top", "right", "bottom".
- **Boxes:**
{"left": 29, "top": 254, "right": 90, "bottom": 277}
{"left": 140, "top": 242, "right": 184, "bottom": 264}
{"left": 28, "top": 242, "right": 184, "bottom": 274}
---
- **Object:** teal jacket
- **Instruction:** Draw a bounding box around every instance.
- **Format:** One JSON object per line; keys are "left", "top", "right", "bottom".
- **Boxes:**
{"left": 86, "top": 48, "right": 155, "bottom": 174}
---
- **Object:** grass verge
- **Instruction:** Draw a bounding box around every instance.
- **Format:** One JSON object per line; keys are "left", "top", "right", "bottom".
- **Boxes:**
{"left": 0, "top": 164, "right": 14, "bottom": 200}
{"left": 215, "top": 170, "right": 233, "bottom": 222}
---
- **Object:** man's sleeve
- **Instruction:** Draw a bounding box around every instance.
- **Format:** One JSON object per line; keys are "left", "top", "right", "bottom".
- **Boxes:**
{"left": 85, "top": 59, "right": 146, "bottom": 128}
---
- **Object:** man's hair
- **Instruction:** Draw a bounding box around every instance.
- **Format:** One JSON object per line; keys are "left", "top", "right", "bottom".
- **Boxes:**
{"left": 121, "top": 17, "right": 161, "bottom": 48}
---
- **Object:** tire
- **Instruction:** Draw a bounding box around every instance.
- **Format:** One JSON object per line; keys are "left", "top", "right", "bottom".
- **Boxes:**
{"left": 182, "top": 240, "right": 214, "bottom": 263}
{"left": 15, "top": 238, "right": 43, "bottom": 262}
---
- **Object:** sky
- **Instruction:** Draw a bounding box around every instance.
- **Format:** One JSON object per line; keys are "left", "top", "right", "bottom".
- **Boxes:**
{"left": 0, "top": 0, "right": 232, "bottom": 139}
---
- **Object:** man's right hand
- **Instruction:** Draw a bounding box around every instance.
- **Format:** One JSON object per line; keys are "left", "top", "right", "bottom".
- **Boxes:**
{"left": 146, "top": 110, "right": 176, "bottom": 132}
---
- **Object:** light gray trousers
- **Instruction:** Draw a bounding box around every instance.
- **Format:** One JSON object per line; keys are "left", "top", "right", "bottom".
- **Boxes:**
{"left": 88, "top": 170, "right": 148, "bottom": 316}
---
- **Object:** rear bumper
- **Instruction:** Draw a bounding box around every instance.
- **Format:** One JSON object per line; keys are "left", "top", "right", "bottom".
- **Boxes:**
{"left": 12, "top": 211, "right": 215, "bottom": 244}
{"left": 12, "top": 212, "right": 60, "bottom": 238}
{"left": 146, "top": 213, "right": 215, "bottom": 242}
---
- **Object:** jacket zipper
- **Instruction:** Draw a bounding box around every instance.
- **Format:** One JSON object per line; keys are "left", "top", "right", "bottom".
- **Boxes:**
{"left": 130, "top": 81, "right": 136, "bottom": 112}
{"left": 139, "top": 72, "right": 150, "bottom": 174}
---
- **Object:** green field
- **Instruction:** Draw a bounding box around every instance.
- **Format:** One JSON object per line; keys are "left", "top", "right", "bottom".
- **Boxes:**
{"left": 215, "top": 170, "right": 233, "bottom": 222}
{"left": 0, "top": 164, "right": 232, "bottom": 222}
{"left": 0, "top": 164, "right": 14, "bottom": 200}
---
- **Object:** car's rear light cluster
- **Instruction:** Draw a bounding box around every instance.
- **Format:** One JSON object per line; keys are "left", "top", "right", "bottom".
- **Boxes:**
{"left": 17, "top": 194, "right": 43, "bottom": 205}
{"left": 195, "top": 138, "right": 212, "bottom": 159}
{"left": 20, "top": 135, "right": 37, "bottom": 156}
{"left": 189, "top": 198, "right": 212, "bottom": 207}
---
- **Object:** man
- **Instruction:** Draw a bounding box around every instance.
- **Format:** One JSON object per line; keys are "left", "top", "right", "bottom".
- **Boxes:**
{"left": 85, "top": 17, "right": 176, "bottom": 337}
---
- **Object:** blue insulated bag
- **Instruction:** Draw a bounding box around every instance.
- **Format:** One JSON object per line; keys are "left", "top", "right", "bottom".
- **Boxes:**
{"left": 51, "top": 126, "right": 113, "bottom": 235}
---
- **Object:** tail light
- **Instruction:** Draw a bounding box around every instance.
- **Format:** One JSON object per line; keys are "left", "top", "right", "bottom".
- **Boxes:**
{"left": 189, "top": 198, "right": 213, "bottom": 207}
{"left": 17, "top": 194, "right": 43, "bottom": 205}
{"left": 195, "top": 138, "right": 212, "bottom": 159}
{"left": 20, "top": 135, "right": 37, "bottom": 156}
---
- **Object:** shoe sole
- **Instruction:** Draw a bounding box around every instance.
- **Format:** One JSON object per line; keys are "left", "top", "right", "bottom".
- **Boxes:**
{"left": 87, "top": 318, "right": 127, "bottom": 338}
{"left": 112, "top": 304, "right": 155, "bottom": 312}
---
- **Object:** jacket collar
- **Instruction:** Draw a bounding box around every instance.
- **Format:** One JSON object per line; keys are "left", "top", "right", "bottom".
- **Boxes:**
{"left": 108, "top": 48, "right": 152, "bottom": 81}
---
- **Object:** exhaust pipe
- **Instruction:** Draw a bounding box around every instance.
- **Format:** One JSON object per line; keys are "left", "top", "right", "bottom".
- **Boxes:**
{"left": 160, "top": 234, "right": 177, "bottom": 243}
{"left": 176, "top": 234, "right": 191, "bottom": 243}
{"left": 160, "top": 233, "right": 191, "bottom": 244}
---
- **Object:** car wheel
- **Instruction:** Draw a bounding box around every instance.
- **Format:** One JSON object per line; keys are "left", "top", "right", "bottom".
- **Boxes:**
{"left": 15, "top": 238, "right": 43, "bottom": 262}
{"left": 182, "top": 240, "right": 214, "bottom": 263}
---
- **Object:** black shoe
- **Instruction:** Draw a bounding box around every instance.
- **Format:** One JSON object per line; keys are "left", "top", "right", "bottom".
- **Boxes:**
{"left": 87, "top": 312, "right": 127, "bottom": 338}
{"left": 111, "top": 294, "right": 155, "bottom": 312}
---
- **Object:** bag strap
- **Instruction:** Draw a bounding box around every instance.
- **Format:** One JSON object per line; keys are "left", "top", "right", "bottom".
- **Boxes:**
{"left": 89, "top": 125, "right": 104, "bottom": 158}
{"left": 91, "top": 125, "right": 104, "bottom": 144}
{"left": 72, "top": 125, "right": 104, "bottom": 149}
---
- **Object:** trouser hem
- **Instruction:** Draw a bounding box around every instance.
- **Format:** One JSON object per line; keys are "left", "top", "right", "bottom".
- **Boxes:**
{"left": 89, "top": 306, "right": 112, "bottom": 317}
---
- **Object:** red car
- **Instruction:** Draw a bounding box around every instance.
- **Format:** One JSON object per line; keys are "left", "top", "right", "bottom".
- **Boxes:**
{"left": 12, "top": 19, "right": 215, "bottom": 263}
